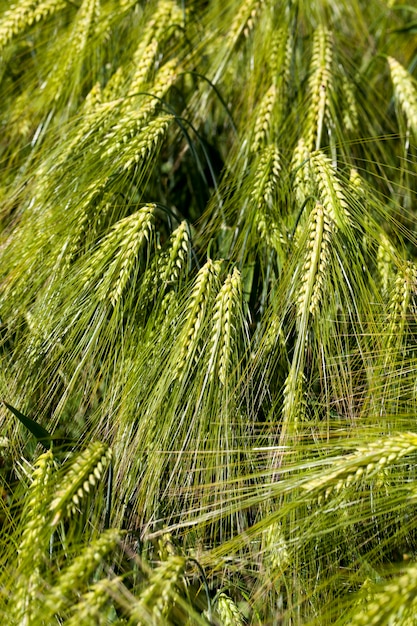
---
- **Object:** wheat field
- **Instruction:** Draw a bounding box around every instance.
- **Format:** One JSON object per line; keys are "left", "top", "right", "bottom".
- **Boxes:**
{"left": 1, "top": 0, "right": 417, "bottom": 624}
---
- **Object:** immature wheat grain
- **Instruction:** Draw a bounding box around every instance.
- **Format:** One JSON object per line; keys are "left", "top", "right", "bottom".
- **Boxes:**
{"left": 80, "top": 204, "right": 154, "bottom": 306}
{"left": 65, "top": 577, "right": 124, "bottom": 626}
{"left": 228, "top": 0, "right": 265, "bottom": 44}
{"left": 351, "top": 562, "right": 417, "bottom": 625}
{"left": 262, "top": 521, "right": 289, "bottom": 574}
{"left": 342, "top": 77, "right": 359, "bottom": 132}
{"left": 388, "top": 56, "right": 417, "bottom": 135}
{"left": 311, "top": 149, "right": 351, "bottom": 228}
{"left": 376, "top": 233, "right": 397, "bottom": 297}
{"left": 386, "top": 261, "right": 417, "bottom": 350}
{"left": 291, "top": 137, "right": 313, "bottom": 208}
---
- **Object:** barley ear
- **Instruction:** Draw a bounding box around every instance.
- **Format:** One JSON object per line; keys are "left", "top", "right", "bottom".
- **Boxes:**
{"left": 388, "top": 56, "right": 417, "bottom": 135}
{"left": 50, "top": 442, "right": 112, "bottom": 526}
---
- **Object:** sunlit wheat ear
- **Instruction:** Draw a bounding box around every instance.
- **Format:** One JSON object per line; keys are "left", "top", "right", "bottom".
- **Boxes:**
{"left": 251, "top": 85, "right": 277, "bottom": 153}
{"left": 270, "top": 26, "right": 292, "bottom": 87}
{"left": 297, "top": 202, "right": 334, "bottom": 321}
{"left": 261, "top": 521, "right": 289, "bottom": 575}
{"left": 158, "top": 221, "right": 190, "bottom": 287}
{"left": 342, "top": 77, "right": 359, "bottom": 132}
{"left": 65, "top": 576, "right": 124, "bottom": 626}
{"left": 11, "top": 451, "right": 55, "bottom": 624}
{"left": 145, "top": 0, "right": 184, "bottom": 42}
{"left": 310, "top": 150, "right": 351, "bottom": 227}
{"left": 376, "top": 233, "right": 397, "bottom": 297}
{"left": 128, "top": 555, "right": 186, "bottom": 624}
{"left": 42, "top": 529, "right": 121, "bottom": 619}
{"left": 249, "top": 144, "right": 282, "bottom": 250}
{"left": 291, "top": 137, "right": 313, "bottom": 207}
{"left": 0, "top": 0, "right": 65, "bottom": 53}
{"left": 128, "top": 38, "right": 160, "bottom": 96}
{"left": 386, "top": 261, "right": 417, "bottom": 351}
{"left": 388, "top": 56, "right": 417, "bottom": 135}
{"left": 302, "top": 432, "right": 417, "bottom": 503}
{"left": 174, "top": 259, "right": 222, "bottom": 379}
{"left": 51, "top": 0, "right": 100, "bottom": 102}
{"left": 305, "top": 26, "right": 333, "bottom": 151}
{"left": 208, "top": 268, "right": 243, "bottom": 385}
{"left": 228, "top": 0, "right": 265, "bottom": 45}
{"left": 350, "top": 562, "right": 417, "bottom": 626}
{"left": 280, "top": 366, "right": 306, "bottom": 443}
{"left": 80, "top": 204, "right": 155, "bottom": 307}
{"left": 214, "top": 592, "right": 245, "bottom": 626}
{"left": 50, "top": 442, "right": 112, "bottom": 526}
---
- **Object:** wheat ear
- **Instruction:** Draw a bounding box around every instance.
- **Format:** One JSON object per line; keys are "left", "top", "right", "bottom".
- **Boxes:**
{"left": 65, "top": 577, "right": 124, "bottom": 626}
{"left": 0, "top": 0, "right": 65, "bottom": 52}
{"left": 305, "top": 26, "right": 333, "bottom": 151}
{"left": 215, "top": 592, "right": 245, "bottom": 626}
{"left": 50, "top": 442, "right": 112, "bottom": 526}
{"left": 250, "top": 144, "right": 281, "bottom": 250}
{"left": 350, "top": 562, "right": 417, "bottom": 625}
{"left": 128, "top": 555, "right": 186, "bottom": 624}
{"left": 302, "top": 432, "right": 417, "bottom": 502}
{"left": 11, "top": 451, "right": 55, "bottom": 624}
{"left": 42, "top": 529, "right": 121, "bottom": 618}
{"left": 208, "top": 268, "right": 242, "bottom": 385}
{"left": 80, "top": 204, "right": 155, "bottom": 306}
{"left": 297, "top": 202, "right": 334, "bottom": 321}
{"left": 388, "top": 56, "right": 417, "bottom": 135}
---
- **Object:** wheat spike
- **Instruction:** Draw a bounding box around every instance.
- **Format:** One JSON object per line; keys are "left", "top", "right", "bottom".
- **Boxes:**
{"left": 388, "top": 56, "right": 417, "bottom": 135}
{"left": 310, "top": 149, "right": 351, "bottom": 228}
{"left": 50, "top": 442, "right": 112, "bottom": 526}
{"left": 128, "top": 555, "right": 186, "bottom": 624}
{"left": 350, "top": 562, "right": 417, "bottom": 625}
{"left": 291, "top": 137, "right": 313, "bottom": 208}
{"left": 208, "top": 267, "right": 242, "bottom": 385}
{"left": 215, "top": 592, "right": 245, "bottom": 626}
{"left": 297, "top": 202, "right": 334, "bottom": 320}
{"left": 42, "top": 529, "right": 121, "bottom": 618}
{"left": 65, "top": 577, "right": 124, "bottom": 626}
{"left": 0, "top": 0, "right": 66, "bottom": 52}
{"left": 11, "top": 451, "right": 55, "bottom": 624}
{"left": 158, "top": 221, "right": 190, "bottom": 287}
{"left": 342, "top": 77, "right": 359, "bottom": 132}
{"left": 250, "top": 144, "right": 281, "bottom": 249}
{"left": 262, "top": 521, "right": 289, "bottom": 574}
{"left": 174, "top": 259, "right": 222, "bottom": 379}
{"left": 376, "top": 233, "right": 396, "bottom": 297}
{"left": 228, "top": 0, "right": 265, "bottom": 45}
{"left": 251, "top": 85, "right": 277, "bottom": 153}
{"left": 386, "top": 261, "right": 417, "bottom": 349}
{"left": 303, "top": 432, "right": 417, "bottom": 502}
{"left": 305, "top": 26, "right": 333, "bottom": 151}
{"left": 80, "top": 204, "right": 154, "bottom": 306}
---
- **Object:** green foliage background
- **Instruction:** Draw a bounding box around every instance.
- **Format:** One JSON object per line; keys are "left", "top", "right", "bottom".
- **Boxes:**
{"left": 1, "top": 0, "right": 417, "bottom": 623}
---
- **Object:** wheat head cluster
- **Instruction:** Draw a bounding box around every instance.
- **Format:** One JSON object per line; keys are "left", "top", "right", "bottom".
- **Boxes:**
{"left": 0, "top": 0, "right": 417, "bottom": 624}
